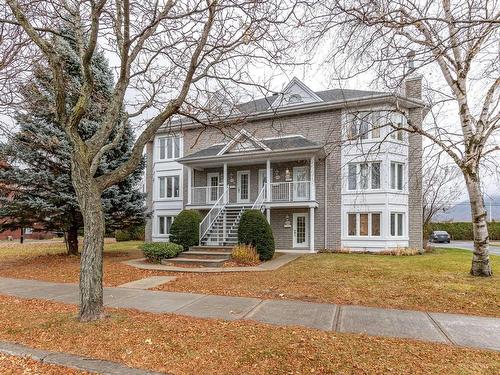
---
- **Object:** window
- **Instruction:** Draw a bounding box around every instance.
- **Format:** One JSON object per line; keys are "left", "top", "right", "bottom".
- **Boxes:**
{"left": 390, "top": 162, "right": 404, "bottom": 190}
{"left": 158, "top": 136, "right": 181, "bottom": 160}
{"left": 347, "top": 162, "right": 381, "bottom": 190}
{"left": 348, "top": 214, "right": 357, "bottom": 236}
{"left": 158, "top": 216, "right": 175, "bottom": 235}
{"left": 390, "top": 213, "right": 404, "bottom": 236}
{"left": 389, "top": 112, "right": 406, "bottom": 141}
{"left": 372, "top": 213, "right": 381, "bottom": 236}
{"left": 348, "top": 164, "right": 357, "bottom": 190}
{"left": 159, "top": 175, "right": 180, "bottom": 199}
{"left": 348, "top": 112, "right": 382, "bottom": 140}
{"left": 371, "top": 162, "right": 381, "bottom": 189}
{"left": 360, "top": 164, "right": 369, "bottom": 190}
{"left": 347, "top": 213, "right": 381, "bottom": 237}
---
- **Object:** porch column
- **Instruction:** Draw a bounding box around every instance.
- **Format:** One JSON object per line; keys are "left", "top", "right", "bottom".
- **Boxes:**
{"left": 266, "top": 159, "right": 271, "bottom": 201}
{"left": 187, "top": 166, "right": 192, "bottom": 205}
{"left": 266, "top": 207, "right": 271, "bottom": 223}
{"left": 309, "top": 207, "right": 315, "bottom": 252}
{"left": 223, "top": 162, "right": 228, "bottom": 203}
{"left": 310, "top": 156, "right": 315, "bottom": 201}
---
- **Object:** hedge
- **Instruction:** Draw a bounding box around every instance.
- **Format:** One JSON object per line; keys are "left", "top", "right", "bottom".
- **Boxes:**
{"left": 115, "top": 225, "right": 145, "bottom": 241}
{"left": 169, "top": 210, "right": 202, "bottom": 250}
{"left": 238, "top": 209, "right": 275, "bottom": 261}
{"left": 426, "top": 222, "right": 500, "bottom": 240}
{"left": 142, "top": 242, "right": 183, "bottom": 263}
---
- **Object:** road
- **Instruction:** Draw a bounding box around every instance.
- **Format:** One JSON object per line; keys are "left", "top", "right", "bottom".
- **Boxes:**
{"left": 433, "top": 240, "right": 500, "bottom": 255}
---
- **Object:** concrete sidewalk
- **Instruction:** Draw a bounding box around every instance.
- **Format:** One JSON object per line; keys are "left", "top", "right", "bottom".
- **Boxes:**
{"left": 0, "top": 341, "right": 163, "bottom": 374}
{"left": 0, "top": 277, "right": 498, "bottom": 352}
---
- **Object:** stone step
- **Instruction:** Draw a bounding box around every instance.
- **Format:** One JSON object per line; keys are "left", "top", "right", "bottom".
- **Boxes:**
{"left": 161, "top": 257, "right": 227, "bottom": 268}
{"left": 181, "top": 251, "right": 232, "bottom": 260}
{"left": 189, "top": 245, "right": 233, "bottom": 253}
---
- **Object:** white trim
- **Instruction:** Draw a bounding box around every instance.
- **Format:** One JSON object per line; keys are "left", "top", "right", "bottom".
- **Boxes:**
{"left": 236, "top": 170, "right": 251, "bottom": 203}
{"left": 269, "top": 77, "right": 323, "bottom": 109}
{"left": 293, "top": 212, "right": 309, "bottom": 248}
{"left": 206, "top": 172, "right": 220, "bottom": 204}
{"left": 217, "top": 129, "right": 271, "bottom": 155}
{"left": 309, "top": 207, "right": 315, "bottom": 252}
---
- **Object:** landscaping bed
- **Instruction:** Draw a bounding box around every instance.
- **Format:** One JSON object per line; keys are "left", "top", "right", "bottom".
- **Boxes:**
{"left": 0, "top": 295, "right": 497, "bottom": 375}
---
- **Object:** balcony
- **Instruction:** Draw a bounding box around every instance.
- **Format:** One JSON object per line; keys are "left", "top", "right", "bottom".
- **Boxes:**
{"left": 190, "top": 181, "right": 313, "bottom": 207}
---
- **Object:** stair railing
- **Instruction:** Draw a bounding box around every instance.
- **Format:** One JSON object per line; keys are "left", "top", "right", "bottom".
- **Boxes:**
{"left": 199, "top": 187, "right": 229, "bottom": 244}
{"left": 252, "top": 184, "right": 266, "bottom": 212}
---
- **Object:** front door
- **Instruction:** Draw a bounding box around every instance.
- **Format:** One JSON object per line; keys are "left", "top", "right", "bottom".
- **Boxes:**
{"left": 293, "top": 213, "right": 309, "bottom": 248}
{"left": 237, "top": 170, "right": 250, "bottom": 203}
{"left": 293, "top": 166, "right": 309, "bottom": 201}
{"left": 207, "top": 172, "right": 219, "bottom": 204}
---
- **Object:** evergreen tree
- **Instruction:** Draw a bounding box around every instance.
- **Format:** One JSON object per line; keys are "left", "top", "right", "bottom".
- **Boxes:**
{"left": 0, "top": 30, "right": 145, "bottom": 255}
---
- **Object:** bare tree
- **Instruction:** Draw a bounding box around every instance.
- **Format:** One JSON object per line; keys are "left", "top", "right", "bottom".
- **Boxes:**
{"left": 422, "top": 152, "right": 462, "bottom": 231}
{"left": 311, "top": 0, "right": 499, "bottom": 276}
{"left": 0, "top": 0, "right": 305, "bottom": 320}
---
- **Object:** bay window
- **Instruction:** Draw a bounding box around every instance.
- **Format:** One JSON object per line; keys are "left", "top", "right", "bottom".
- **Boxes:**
{"left": 390, "top": 213, "right": 404, "bottom": 237}
{"left": 390, "top": 162, "right": 404, "bottom": 190}
{"left": 347, "top": 162, "right": 381, "bottom": 190}
{"left": 347, "top": 212, "right": 381, "bottom": 237}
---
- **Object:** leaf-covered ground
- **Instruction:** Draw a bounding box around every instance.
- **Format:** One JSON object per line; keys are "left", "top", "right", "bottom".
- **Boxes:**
{"left": 0, "top": 353, "right": 90, "bottom": 374}
{"left": 155, "top": 248, "right": 500, "bottom": 317}
{"left": 0, "top": 242, "right": 498, "bottom": 316}
{"left": 0, "top": 240, "right": 163, "bottom": 286}
{"left": 0, "top": 295, "right": 498, "bottom": 375}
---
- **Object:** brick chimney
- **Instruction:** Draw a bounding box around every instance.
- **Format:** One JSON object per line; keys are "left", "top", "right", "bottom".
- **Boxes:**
{"left": 404, "top": 50, "right": 423, "bottom": 99}
{"left": 405, "top": 75, "right": 422, "bottom": 100}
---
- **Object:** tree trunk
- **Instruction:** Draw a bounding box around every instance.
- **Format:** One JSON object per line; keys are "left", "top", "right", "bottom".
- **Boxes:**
{"left": 464, "top": 172, "right": 492, "bottom": 276}
{"left": 71, "top": 152, "right": 106, "bottom": 322}
{"left": 66, "top": 224, "right": 79, "bottom": 255}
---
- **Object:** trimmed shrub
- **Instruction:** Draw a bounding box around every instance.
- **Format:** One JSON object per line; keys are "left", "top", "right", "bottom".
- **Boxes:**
{"left": 169, "top": 210, "right": 202, "bottom": 250}
{"left": 142, "top": 242, "right": 183, "bottom": 263}
{"left": 238, "top": 209, "right": 275, "bottom": 261}
{"left": 231, "top": 244, "right": 260, "bottom": 265}
{"left": 426, "top": 222, "right": 500, "bottom": 241}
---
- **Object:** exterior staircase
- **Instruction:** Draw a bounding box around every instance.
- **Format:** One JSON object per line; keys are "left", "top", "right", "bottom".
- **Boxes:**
{"left": 200, "top": 205, "right": 247, "bottom": 246}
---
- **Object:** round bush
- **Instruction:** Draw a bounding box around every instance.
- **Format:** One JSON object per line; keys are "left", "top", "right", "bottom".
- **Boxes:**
{"left": 238, "top": 209, "right": 275, "bottom": 261}
{"left": 142, "top": 242, "right": 183, "bottom": 263}
{"left": 169, "top": 210, "right": 202, "bottom": 250}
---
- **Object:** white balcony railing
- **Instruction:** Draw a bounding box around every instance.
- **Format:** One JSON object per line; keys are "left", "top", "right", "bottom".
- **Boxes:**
{"left": 191, "top": 186, "right": 224, "bottom": 205}
{"left": 269, "top": 181, "right": 311, "bottom": 202}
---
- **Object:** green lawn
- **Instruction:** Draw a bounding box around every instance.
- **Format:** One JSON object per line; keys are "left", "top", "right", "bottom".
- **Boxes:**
{"left": 157, "top": 248, "right": 500, "bottom": 317}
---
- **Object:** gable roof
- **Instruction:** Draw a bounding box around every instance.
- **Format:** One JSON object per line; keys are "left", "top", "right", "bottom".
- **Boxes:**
{"left": 217, "top": 129, "right": 270, "bottom": 155}
{"left": 237, "top": 87, "right": 387, "bottom": 114}
{"left": 179, "top": 135, "right": 320, "bottom": 162}
{"left": 268, "top": 77, "right": 323, "bottom": 109}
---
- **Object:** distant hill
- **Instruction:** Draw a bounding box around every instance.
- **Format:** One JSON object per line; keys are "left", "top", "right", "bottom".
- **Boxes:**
{"left": 434, "top": 195, "right": 500, "bottom": 222}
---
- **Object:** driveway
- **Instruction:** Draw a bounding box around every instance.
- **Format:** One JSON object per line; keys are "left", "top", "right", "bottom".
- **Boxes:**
{"left": 432, "top": 241, "right": 500, "bottom": 256}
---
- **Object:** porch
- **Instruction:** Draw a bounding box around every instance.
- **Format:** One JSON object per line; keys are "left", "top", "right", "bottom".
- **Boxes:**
{"left": 176, "top": 131, "right": 324, "bottom": 251}
{"left": 186, "top": 160, "right": 318, "bottom": 209}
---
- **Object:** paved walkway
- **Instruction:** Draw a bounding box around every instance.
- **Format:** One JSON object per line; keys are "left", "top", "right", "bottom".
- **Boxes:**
{"left": 0, "top": 277, "right": 498, "bottom": 352}
{"left": 0, "top": 341, "right": 163, "bottom": 374}
{"left": 124, "top": 253, "right": 301, "bottom": 272}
